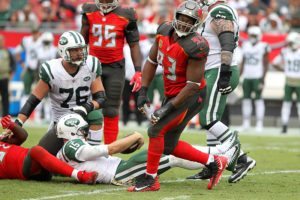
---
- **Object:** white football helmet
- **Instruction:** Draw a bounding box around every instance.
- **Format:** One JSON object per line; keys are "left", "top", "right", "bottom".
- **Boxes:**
{"left": 56, "top": 113, "right": 89, "bottom": 140}
{"left": 95, "top": 0, "right": 119, "bottom": 14}
{"left": 41, "top": 32, "right": 54, "bottom": 47}
{"left": 247, "top": 26, "right": 262, "bottom": 44}
{"left": 172, "top": 1, "right": 203, "bottom": 37}
{"left": 58, "top": 31, "right": 87, "bottom": 66}
{"left": 286, "top": 32, "right": 300, "bottom": 50}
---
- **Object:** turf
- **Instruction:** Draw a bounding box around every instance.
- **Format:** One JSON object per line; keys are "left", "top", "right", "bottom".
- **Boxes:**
{"left": 0, "top": 125, "right": 299, "bottom": 200}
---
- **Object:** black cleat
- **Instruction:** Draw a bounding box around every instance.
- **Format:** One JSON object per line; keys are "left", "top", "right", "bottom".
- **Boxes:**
{"left": 228, "top": 154, "right": 256, "bottom": 183}
{"left": 186, "top": 167, "right": 213, "bottom": 180}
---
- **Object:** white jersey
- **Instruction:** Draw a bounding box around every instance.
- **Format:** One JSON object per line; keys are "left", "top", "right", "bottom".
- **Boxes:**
{"left": 198, "top": 4, "right": 239, "bottom": 70}
{"left": 273, "top": 48, "right": 300, "bottom": 79}
{"left": 15, "top": 36, "right": 42, "bottom": 70}
{"left": 241, "top": 41, "right": 270, "bottom": 79}
{"left": 37, "top": 45, "right": 57, "bottom": 64}
{"left": 39, "top": 55, "right": 102, "bottom": 122}
{"left": 57, "top": 139, "right": 122, "bottom": 184}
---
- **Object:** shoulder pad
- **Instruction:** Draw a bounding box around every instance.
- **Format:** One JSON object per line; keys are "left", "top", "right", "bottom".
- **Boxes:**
{"left": 114, "top": 6, "right": 137, "bottom": 21}
{"left": 86, "top": 55, "right": 102, "bottom": 76}
{"left": 39, "top": 61, "right": 54, "bottom": 83}
{"left": 210, "top": 6, "right": 235, "bottom": 21}
{"left": 180, "top": 33, "right": 209, "bottom": 60}
{"left": 157, "top": 22, "right": 173, "bottom": 36}
{"left": 82, "top": 3, "right": 99, "bottom": 14}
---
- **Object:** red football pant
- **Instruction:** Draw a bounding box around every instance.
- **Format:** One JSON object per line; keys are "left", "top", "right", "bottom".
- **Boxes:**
{"left": 104, "top": 116, "right": 119, "bottom": 144}
{"left": 29, "top": 145, "right": 74, "bottom": 177}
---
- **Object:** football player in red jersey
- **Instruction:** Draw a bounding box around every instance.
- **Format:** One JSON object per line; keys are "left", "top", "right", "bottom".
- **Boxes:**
{"left": 80, "top": 0, "right": 142, "bottom": 144}
{"left": 0, "top": 115, "right": 98, "bottom": 183}
{"left": 128, "top": 1, "right": 228, "bottom": 192}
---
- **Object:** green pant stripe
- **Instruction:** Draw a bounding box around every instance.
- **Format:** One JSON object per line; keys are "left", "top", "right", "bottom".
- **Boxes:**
{"left": 115, "top": 157, "right": 169, "bottom": 181}
{"left": 206, "top": 70, "right": 220, "bottom": 124}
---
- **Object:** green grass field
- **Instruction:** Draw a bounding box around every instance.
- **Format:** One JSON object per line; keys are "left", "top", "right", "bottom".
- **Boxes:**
{"left": 0, "top": 125, "right": 300, "bottom": 200}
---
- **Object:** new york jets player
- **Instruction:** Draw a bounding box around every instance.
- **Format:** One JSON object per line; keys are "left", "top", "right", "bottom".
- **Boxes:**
{"left": 56, "top": 113, "right": 237, "bottom": 186}
{"left": 272, "top": 32, "right": 300, "bottom": 134}
{"left": 14, "top": 31, "right": 106, "bottom": 156}
{"left": 187, "top": 0, "right": 256, "bottom": 183}
{"left": 240, "top": 26, "right": 270, "bottom": 132}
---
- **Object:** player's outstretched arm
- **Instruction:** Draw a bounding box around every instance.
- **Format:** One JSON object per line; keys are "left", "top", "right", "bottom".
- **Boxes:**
{"left": 0, "top": 115, "right": 28, "bottom": 145}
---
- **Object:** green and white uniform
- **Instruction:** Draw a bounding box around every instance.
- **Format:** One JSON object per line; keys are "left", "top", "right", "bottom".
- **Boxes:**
{"left": 198, "top": 4, "right": 240, "bottom": 128}
{"left": 241, "top": 41, "right": 270, "bottom": 99}
{"left": 57, "top": 138, "right": 205, "bottom": 185}
{"left": 39, "top": 55, "right": 103, "bottom": 123}
{"left": 273, "top": 47, "right": 300, "bottom": 125}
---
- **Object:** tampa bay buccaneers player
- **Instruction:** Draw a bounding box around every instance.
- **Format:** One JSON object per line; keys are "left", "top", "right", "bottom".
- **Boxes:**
{"left": 0, "top": 115, "right": 97, "bottom": 183}
{"left": 129, "top": 0, "right": 228, "bottom": 192}
{"left": 81, "top": 0, "right": 142, "bottom": 144}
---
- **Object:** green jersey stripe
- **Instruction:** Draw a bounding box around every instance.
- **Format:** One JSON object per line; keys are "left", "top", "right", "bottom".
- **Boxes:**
{"left": 44, "top": 62, "right": 54, "bottom": 79}
{"left": 92, "top": 57, "right": 96, "bottom": 73}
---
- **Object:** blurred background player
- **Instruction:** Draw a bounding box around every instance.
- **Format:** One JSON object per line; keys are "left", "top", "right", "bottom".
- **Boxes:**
{"left": 81, "top": 0, "right": 142, "bottom": 144}
{"left": 14, "top": 24, "right": 41, "bottom": 108}
{"left": 35, "top": 32, "right": 58, "bottom": 123}
{"left": 240, "top": 26, "right": 270, "bottom": 132}
{"left": 272, "top": 32, "right": 300, "bottom": 134}
{"left": 14, "top": 31, "right": 106, "bottom": 155}
{"left": 0, "top": 115, "right": 98, "bottom": 184}
{"left": 187, "top": 0, "right": 256, "bottom": 184}
{"left": 0, "top": 35, "right": 16, "bottom": 117}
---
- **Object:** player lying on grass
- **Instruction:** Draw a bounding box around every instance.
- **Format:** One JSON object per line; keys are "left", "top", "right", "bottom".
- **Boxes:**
{"left": 0, "top": 115, "right": 98, "bottom": 184}
{"left": 54, "top": 113, "right": 237, "bottom": 188}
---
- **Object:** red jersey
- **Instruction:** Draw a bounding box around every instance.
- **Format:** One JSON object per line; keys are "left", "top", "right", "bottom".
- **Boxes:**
{"left": 156, "top": 22, "right": 209, "bottom": 97}
{"left": 82, "top": 3, "right": 139, "bottom": 64}
{"left": 0, "top": 141, "right": 28, "bottom": 179}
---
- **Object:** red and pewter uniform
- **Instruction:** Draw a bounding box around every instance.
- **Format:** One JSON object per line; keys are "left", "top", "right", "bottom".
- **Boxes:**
{"left": 148, "top": 22, "right": 209, "bottom": 151}
{"left": 0, "top": 142, "right": 29, "bottom": 179}
{"left": 156, "top": 22, "right": 208, "bottom": 98}
{"left": 82, "top": 3, "right": 139, "bottom": 64}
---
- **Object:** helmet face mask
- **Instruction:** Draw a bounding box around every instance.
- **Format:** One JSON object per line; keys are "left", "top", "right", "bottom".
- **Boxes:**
{"left": 58, "top": 31, "right": 88, "bottom": 67}
{"left": 172, "top": 1, "right": 203, "bottom": 37}
{"left": 56, "top": 113, "right": 89, "bottom": 141}
{"left": 95, "top": 0, "right": 119, "bottom": 14}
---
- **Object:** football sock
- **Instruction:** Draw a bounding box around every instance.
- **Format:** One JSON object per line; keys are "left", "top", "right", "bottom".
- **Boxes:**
{"left": 171, "top": 140, "right": 210, "bottom": 165}
{"left": 208, "top": 121, "right": 233, "bottom": 144}
{"left": 87, "top": 128, "right": 103, "bottom": 145}
{"left": 168, "top": 155, "right": 204, "bottom": 169}
{"left": 30, "top": 146, "right": 74, "bottom": 177}
{"left": 146, "top": 137, "right": 164, "bottom": 175}
{"left": 242, "top": 99, "right": 252, "bottom": 128}
{"left": 103, "top": 116, "right": 119, "bottom": 144}
{"left": 206, "top": 131, "right": 220, "bottom": 146}
{"left": 255, "top": 99, "right": 265, "bottom": 126}
{"left": 281, "top": 101, "right": 292, "bottom": 125}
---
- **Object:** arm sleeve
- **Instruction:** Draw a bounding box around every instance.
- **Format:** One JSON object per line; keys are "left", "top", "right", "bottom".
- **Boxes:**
{"left": 75, "top": 144, "right": 109, "bottom": 161}
{"left": 8, "top": 50, "right": 16, "bottom": 72}
{"left": 124, "top": 8, "right": 140, "bottom": 44}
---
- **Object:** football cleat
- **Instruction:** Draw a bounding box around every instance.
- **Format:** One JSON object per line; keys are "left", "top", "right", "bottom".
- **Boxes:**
{"left": 127, "top": 174, "right": 160, "bottom": 192}
{"left": 228, "top": 154, "right": 256, "bottom": 183}
{"left": 224, "top": 131, "right": 241, "bottom": 171}
{"left": 207, "top": 155, "right": 228, "bottom": 190}
{"left": 77, "top": 171, "right": 98, "bottom": 184}
{"left": 186, "top": 167, "right": 212, "bottom": 180}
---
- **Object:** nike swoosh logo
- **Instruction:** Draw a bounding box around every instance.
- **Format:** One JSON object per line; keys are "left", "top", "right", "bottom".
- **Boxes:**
{"left": 134, "top": 185, "right": 149, "bottom": 191}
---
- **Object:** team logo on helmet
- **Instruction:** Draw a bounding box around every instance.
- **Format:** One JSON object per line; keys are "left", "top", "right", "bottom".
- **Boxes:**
{"left": 59, "top": 36, "right": 68, "bottom": 45}
{"left": 64, "top": 118, "right": 80, "bottom": 127}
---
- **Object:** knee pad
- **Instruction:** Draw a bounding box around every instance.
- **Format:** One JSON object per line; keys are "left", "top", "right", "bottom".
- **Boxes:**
{"left": 87, "top": 109, "right": 103, "bottom": 125}
{"left": 103, "top": 107, "right": 119, "bottom": 117}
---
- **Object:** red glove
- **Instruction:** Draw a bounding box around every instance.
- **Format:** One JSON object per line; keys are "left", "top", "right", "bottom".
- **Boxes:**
{"left": 130, "top": 72, "right": 142, "bottom": 92}
{"left": 1, "top": 115, "right": 15, "bottom": 130}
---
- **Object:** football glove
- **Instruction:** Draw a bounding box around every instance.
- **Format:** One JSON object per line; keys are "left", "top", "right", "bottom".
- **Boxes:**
{"left": 137, "top": 86, "right": 150, "bottom": 115}
{"left": 218, "top": 64, "right": 233, "bottom": 95}
{"left": 71, "top": 102, "right": 94, "bottom": 119}
{"left": 130, "top": 71, "right": 142, "bottom": 92}
{"left": 1, "top": 115, "right": 15, "bottom": 130}
{"left": 151, "top": 102, "right": 174, "bottom": 125}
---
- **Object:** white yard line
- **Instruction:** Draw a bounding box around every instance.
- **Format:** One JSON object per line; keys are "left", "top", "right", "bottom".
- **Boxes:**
{"left": 22, "top": 170, "right": 300, "bottom": 200}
